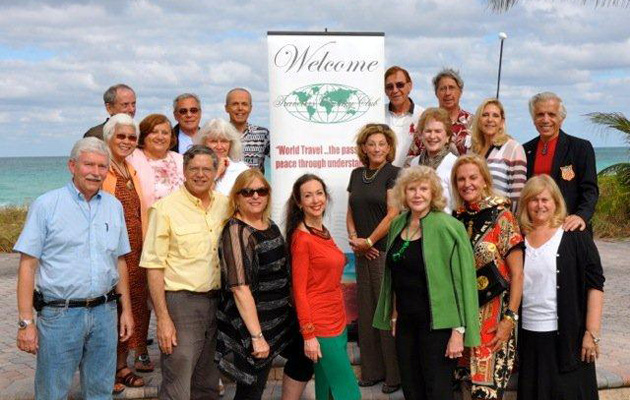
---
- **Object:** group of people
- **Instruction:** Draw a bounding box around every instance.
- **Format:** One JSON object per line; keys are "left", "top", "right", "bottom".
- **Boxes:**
{"left": 14, "top": 66, "right": 604, "bottom": 400}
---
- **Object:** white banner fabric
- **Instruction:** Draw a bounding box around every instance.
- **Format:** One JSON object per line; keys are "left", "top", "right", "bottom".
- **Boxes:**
{"left": 267, "top": 32, "right": 385, "bottom": 254}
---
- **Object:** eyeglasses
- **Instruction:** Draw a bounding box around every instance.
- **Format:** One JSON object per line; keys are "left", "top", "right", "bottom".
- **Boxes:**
{"left": 186, "top": 167, "right": 214, "bottom": 175}
{"left": 115, "top": 133, "right": 138, "bottom": 141}
{"left": 238, "top": 187, "right": 270, "bottom": 197}
{"left": 177, "top": 107, "right": 200, "bottom": 116}
{"left": 385, "top": 81, "right": 407, "bottom": 91}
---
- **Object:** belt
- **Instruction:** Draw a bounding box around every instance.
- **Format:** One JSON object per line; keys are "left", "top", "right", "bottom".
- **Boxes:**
{"left": 45, "top": 289, "right": 120, "bottom": 308}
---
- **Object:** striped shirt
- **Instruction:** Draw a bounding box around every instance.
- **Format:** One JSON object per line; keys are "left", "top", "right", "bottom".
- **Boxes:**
{"left": 486, "top": 138, "right": 527, "bottom": 211}
{"left": 241, "top": 123, "right": 270, "bottom": 173}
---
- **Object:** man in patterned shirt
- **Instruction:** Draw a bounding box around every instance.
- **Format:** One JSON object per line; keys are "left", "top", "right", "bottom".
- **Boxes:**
{"left": 225, "top": 88, "right": 270, "bottom": 173}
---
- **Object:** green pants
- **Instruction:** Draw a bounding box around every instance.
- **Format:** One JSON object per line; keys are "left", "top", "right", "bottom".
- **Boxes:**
{"left": 314, "top": 329, "right": 361, "bottom": 400}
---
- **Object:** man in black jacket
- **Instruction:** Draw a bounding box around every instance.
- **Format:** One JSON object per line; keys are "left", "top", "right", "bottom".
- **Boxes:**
{"left": 171, "top": 93, "right": 202, "bottom": 154}
{"left": 523, "top": 92, "right": 599, "bottom": 231}
{"left": 84, "top": 84, "right": 136, "bottom": 140}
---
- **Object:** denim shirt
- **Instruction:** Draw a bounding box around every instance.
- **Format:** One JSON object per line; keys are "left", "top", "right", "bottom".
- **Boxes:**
{"left": 14, "top": 181, "right": 130, "bottom": 300}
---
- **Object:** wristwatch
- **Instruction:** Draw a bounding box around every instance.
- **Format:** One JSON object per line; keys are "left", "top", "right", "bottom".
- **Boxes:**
{"left": 503, "top": 309, "right": 519, "bottom": 324}
{"left": 18, "top": 319, "right": 34, "bottom": 330}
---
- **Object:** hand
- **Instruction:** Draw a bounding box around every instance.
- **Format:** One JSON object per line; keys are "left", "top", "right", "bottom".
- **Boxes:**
{"left": 563, "top": 214, "right": 586, "bottom": 231}
{"left": 581, "top": 332, "right": 599, "bottom": 363}
{"left": 349, "top": 237, "right": 369, "bottom": 253}
{"left": 488, "top": 318, "right": 514, "bottom": 352}
{"left": 364, "top": 247, "right": 380, "bottom": 260}
{"left": 390, "top": 317, "right": 397, "bottom": 337}
{"left": 119, "top": 309, "right": 135, "bottom": 342}
{"left": 304, "top": 337, "right": 322, "bottom": 362}
{"left": 251, "top": 337, "right": 270, "bottom": 359}
{"left": 17, "top": 325, "right": 38, "bottom": 354}
{"left": 216, "top": 157, "right": 228, "bottom": 179}
{"left": 157, "top": 316, "right": 178, "bottom": 354}
{"left": 445, "top": 329, "right": 464, "bottom": 358}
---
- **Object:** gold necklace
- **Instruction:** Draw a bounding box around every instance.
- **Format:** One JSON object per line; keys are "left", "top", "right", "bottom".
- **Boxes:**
{"left": 110, "top": 158, "right": 133, "bottom": 190}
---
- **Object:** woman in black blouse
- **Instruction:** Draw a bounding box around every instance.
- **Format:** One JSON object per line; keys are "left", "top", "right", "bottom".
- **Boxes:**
{"left": 516, "top": 175, "right": 604, "bottom": 400}
{"left": 216, "top": 169, "right": 312, "bottom": 400}
{"left": 346, "top": 123, "right": 401, "bottom": 393}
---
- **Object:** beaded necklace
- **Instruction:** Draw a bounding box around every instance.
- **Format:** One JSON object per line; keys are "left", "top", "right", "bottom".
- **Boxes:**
{"left": 392, "top": 221, "right": 422, "bottom": 262}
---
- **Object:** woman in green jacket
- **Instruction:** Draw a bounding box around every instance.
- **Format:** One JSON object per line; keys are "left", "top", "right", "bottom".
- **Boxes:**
{"left": 373, "top": 166, "right": 480, "bottom": 400}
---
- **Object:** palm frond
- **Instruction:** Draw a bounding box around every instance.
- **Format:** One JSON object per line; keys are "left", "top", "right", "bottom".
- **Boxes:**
{"left": 587, "top": 112, "right": 630, "bottom": 135}
{"left": 488, "top": 0, "right": 630, "bottom": 12}
{"left": 598, "top": 163, "right": 630, "bottom": 186}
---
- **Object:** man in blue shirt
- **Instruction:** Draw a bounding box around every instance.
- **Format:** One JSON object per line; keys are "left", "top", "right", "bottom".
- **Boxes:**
{"left": 14, "top": 137, "right": 134, "bottom": 399}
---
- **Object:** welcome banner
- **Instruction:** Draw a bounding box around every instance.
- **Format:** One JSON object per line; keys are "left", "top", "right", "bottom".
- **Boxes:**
{"left": 267, "top": 31, "right": 385, "bottom": 260}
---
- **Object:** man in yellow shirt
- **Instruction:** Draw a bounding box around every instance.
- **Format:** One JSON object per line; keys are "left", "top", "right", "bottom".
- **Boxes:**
{"left": 141, "top": 145, "right": 228, "bottom": 399}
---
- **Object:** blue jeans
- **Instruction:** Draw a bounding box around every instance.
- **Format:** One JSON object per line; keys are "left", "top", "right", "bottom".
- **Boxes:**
{"left": 35, "top": 301, "right": 118, "bottom": 400}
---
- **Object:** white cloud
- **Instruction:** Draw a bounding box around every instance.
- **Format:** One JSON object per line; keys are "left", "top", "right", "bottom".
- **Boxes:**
{"left": 0, "top": 0, "right": 628, "bottom": 157}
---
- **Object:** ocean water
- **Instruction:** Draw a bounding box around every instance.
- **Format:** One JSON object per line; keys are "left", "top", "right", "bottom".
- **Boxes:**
{"left": 0, "top": 147, "right": 627, "bottom": 207}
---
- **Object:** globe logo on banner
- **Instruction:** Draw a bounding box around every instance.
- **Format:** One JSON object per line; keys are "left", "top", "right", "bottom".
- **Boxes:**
{"left": 277, "top": 83, "right": 374, "bottom": 124}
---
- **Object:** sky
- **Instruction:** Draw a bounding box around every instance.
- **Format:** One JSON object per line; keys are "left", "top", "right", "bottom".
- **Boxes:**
{"left": 0, "top": 0, "right": 629, "bottom": 157}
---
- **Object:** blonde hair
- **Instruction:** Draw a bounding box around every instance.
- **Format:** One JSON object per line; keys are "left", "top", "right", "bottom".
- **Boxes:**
{"left": 450, "top": 154, "right": 499, "bottom": 209}
{"left": 471, "top": 98, "right": 510, "bottom": 155}
{"left": 517, "top": 175, "right": 567, "bottom": 234}
{"left": 227, "top": 169, "right": 272, "bottom": 222}
{"left": 392, "top": 166, "right": 446, "bottom": 212}
{"left": 355, "top": 124, "right": 397, "bottom": 166}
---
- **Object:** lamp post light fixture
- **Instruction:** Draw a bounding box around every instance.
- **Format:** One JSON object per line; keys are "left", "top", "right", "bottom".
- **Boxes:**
{"left": 496, "top": 32, "right": 507, "bottom": 99}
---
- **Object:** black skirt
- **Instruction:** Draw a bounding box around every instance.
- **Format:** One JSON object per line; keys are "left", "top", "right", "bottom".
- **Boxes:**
{"left": 517, "top": 329, "right": 599, "bottom": 400}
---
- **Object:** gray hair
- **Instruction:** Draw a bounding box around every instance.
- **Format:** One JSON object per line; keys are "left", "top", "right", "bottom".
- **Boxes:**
{"left": 172, "top": 93, "right": 201, "bottom": 111}
{"left": 225, "top": 87, "right": 252, "bottom": 105}
{"left": 528, "top": 92, "right": 567, "bottom": 119}
{"left": 70, "top": 137, "right": 110, "bottom": 165}
{"left": 103, "top": 113, "right": 140, "bottom": 144}
{"left": 432, "top": 68, "right": 464, "bottom": 94}
{"left": 183, "top": 144, "right": 218, "bottom": 170}
{"left": 103, "top": 84, "right": 135, "bottom": 105}
{"left": 195, "top": 119, "right": 243, "bottom": 161}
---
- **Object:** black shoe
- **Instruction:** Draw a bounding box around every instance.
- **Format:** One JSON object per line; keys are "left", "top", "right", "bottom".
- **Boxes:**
{"left": 358, "top": 378, "right": 382, "bottom": 387}
{"left": 381, "top": 383, "right": 401, "bottom": 394}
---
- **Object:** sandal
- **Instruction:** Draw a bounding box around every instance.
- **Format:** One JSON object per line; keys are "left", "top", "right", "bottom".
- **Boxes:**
{"left": 116, "top": 367, "right": 145, "bottom": 388}
{"left": 134, "top": 353, "right": 155, "bottom": 372}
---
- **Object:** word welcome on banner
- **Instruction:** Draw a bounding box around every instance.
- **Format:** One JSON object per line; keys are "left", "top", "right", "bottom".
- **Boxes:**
{"left": 267, "top": 32, "right": 385, "bottom": 265}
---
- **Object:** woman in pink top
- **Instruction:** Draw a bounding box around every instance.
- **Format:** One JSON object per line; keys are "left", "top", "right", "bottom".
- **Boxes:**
{"left": 285, "top": 174, "right": 361, "bottom": 400}
{"left": 127, "top": 114, "right": 184, "bottom": 209}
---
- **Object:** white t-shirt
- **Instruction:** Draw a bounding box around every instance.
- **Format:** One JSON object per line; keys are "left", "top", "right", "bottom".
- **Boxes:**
{"left": 214, "top": 159, "right": 249, "bottom": 196}
{"left": 385, "top": 101, "right": 423, "bottom": 167}
{"left": 522, "top": 227, "right": 564, "bottom": 331}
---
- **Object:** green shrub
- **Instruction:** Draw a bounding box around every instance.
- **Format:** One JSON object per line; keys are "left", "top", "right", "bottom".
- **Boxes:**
{"left": 0, "top": 206, "right": 28, "bottom": 252}
{"left": 593, "top": 175, "right": 630, "bottom": 238}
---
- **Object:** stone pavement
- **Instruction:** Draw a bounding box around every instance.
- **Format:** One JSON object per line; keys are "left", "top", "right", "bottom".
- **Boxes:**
{"left": 1, "top": 240, "right": 629, "bottom": 399}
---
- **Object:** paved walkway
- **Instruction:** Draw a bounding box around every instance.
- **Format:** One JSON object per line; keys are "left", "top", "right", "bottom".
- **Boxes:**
{"left": 1, "top": 239, "right": 629, "bottom": 399}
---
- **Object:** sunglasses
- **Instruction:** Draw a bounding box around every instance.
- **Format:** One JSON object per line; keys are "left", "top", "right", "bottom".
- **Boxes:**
{"left": 385, "top": 81, "right": 407, "bottom": 91}
{"left": 115, "top": 133, "right": 138, "bottom": 141}
{"left": 238, "top": 187, "right": 270, "bottom": 197}
{"left": 177, "top": 107, "right": 200, "bottom": 116}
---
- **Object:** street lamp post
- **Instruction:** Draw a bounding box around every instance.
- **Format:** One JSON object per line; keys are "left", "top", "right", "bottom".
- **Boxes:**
{"left": 496, "top": 32, "right": 507, "bottom": 99}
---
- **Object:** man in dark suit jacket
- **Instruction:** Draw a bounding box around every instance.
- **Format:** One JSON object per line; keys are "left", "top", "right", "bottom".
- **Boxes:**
{"left": 170, "top": 93, "right": 202, "bottom": 154}
{"left": 523, "top": 92, "right": 599, "bottom": 231}
{"left": 83, "top": 84, "right": 136, "bottom": 139}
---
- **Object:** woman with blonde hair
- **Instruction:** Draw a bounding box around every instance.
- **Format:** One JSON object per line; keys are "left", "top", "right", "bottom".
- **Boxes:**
{"left": 216, "top": 169, "right": 312, "bottom": 399}
{"left": 516, "top": 175, "right": 603, "bottom": 400}
{"left": 346, "top": 123, "right": 401, "bottom": 393}
{"left": 451, "top": 155, "right": 524, "bottom": 400}
{"left": 374, "top": 166, "right": 480, "bottom": 399}
{"left": 471, "top": 99, "right": 527, "bottom": 210}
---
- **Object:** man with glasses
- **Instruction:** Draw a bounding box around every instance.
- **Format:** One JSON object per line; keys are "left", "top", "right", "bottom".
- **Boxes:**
{"left": 141, "top": 145, "right": 228, "bottom": 399}
{"left": 84, "top": 83, "right": 137, "bottom": 140}
{"left": 171, "top": 93, "right": 203, "bottom": 154}
{"left": 383, "top": 66, "right": 424, "bottom": 167}
{"left": 225, "top": 88, "right": 270, "bottom": 173}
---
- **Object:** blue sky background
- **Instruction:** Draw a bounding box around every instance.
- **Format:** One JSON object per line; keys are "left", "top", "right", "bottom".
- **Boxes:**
{"left": 0, "top": 0, "right": 629, "bottom": 157}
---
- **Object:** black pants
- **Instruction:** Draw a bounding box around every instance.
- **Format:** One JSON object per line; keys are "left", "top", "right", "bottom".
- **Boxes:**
{"left": 518, "top": 329, "right": 598, "bottom": 400}
{"left": 395, "top": 313, "right": 456, "bottom": 400}
{"left": 234, "top": 331, "right": 313, "bottom": 400}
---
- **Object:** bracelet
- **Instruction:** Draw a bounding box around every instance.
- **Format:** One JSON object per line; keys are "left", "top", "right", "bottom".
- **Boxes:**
{"left": 251, "top": 332, "right": 264, "bottom": 340}
{"left": 365, "top": 237, "right": 373, "bottom": 248}
{"left": 587, "top": 330, "right": 601, "bottom": 345}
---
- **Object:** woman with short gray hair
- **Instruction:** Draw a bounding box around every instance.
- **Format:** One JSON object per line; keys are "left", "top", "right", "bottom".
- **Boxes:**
{"left": 195, "top": 118, "right": 249, "bottom": 195}
{"left": 102, "top": 113, "right": 151, "bottom": 393}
